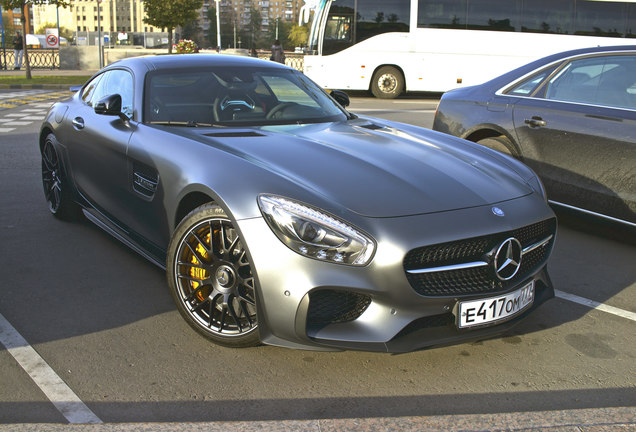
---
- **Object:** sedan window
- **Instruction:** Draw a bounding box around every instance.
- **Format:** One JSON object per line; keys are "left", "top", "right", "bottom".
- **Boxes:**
{"left": 545, "top": 55, "right": 636, "bottom": 110}
{"left": 506, "top": 65, "right": 557, "bottom": 96}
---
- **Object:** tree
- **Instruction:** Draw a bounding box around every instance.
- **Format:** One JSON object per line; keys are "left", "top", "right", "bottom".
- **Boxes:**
{"left": 287, "top": 24, "right": 308, "bottom": 48}
{"left": 36, "top": 22, "right": 73, "bottom": 41}
{"left": 0, "top": 0, "right": 69, "bottom": 79}
{"left": 142, "top": 0, "right": 203, "bottom": 53}
{"left": 247, "top": 4, "right": 261, "bottom": 49}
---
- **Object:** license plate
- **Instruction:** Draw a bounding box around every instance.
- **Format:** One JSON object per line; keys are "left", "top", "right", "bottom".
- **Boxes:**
{"left": 458, "top": 281, "right": 535, "bottom": 328}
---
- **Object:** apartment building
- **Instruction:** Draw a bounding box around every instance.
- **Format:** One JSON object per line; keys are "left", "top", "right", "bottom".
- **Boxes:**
{"left": 200, "top": 0, "right": 303, "bottom": 41}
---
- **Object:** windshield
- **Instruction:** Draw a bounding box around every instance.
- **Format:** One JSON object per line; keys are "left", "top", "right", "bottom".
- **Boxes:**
{"left": 144, "top": 66, "right": 347, "bottom": 126}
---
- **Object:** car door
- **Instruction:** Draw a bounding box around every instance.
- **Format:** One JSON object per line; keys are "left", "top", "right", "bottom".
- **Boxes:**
{"left": 66, "top": 69, "right": 135, "bottom": 223}
{"left": 511, "top": 54, "right": 636, "bottom": 223}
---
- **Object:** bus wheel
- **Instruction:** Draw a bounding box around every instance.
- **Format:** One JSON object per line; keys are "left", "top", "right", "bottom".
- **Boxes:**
{"left": 371, "top": 66, "right": 404, "bottom": 99}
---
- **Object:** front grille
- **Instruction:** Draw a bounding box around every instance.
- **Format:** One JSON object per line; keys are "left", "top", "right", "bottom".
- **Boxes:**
{"left": 307, "top": 290, "right": 371, "bottom": 329}
{"left": 404, "top": 218, "right": 556, "bottom": 297}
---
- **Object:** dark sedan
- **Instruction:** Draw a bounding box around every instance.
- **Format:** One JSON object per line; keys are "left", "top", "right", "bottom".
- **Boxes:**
{"left": 40, "top": 54, "right": 556, "bottom": 352}
{"left": 433, "top": 46, "right": 636, "bottom": 227}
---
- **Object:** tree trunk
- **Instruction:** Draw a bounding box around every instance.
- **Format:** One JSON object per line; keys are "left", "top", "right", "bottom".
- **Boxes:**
{"left": 21, "top": 15, "right": 31, "bottom": 80}
{"left": 168, "top": 28, "right": 174, "bottom": 53}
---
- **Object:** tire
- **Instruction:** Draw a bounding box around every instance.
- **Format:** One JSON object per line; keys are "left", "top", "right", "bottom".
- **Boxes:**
{"left": 41, "top": 133, "right": 80, "bottom": 220}
{"left": 167, "top": 203, "right": 260, "bottom": 347}
{"left": 476, "top": 136, "right": 519, "bottom": 158}
{"left": 371, "top": 66, "right": 404, "bottom": 99}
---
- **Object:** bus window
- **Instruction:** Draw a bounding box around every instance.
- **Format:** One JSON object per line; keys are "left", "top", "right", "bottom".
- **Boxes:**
{"left": 418, "top": 0, "right": 467, "bottom": 29}
{"left": 466, "top": 0, "right": 521, "bottom": 31}
{"left": 355, "top": 0, "right": 410, "bottom": 43}
{"left": 630, "top": 5, "right": 636, "bottom": 37}
{"left": 323, "top": 0, "right": 410, "bottom": 55}
{"left": 323, "top": 0, "right": 355, "bottom": 55}
{"left": 521, "top": 0, "right": 573, "bottom": 34}
{"left": 575, "top": 1, "right": 626, "bottom": 37}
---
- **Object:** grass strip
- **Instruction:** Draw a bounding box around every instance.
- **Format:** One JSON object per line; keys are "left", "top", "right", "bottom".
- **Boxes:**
{"left": 0, "top": 76, "right": 91, "bottom": 85}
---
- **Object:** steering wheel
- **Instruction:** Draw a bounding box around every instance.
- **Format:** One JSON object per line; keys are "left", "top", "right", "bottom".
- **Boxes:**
{"left": 266, "top": 102, "right": 297, "bottom": 119}
{"left": 149, "top": 96, "right": 168, "bottom": 121}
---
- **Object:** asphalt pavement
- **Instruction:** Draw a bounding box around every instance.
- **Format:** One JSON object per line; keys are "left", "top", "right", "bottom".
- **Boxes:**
{"left": 0, "top": 88, "right": 634, "bottom": 432}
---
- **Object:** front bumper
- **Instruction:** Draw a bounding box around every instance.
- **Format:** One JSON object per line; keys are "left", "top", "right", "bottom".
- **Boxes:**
{"left": 236, "top": 193, "right": 556, "bottom": 352}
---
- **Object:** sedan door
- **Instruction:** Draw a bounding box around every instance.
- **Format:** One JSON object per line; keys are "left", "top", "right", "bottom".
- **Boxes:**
{"left": 511, "top": 54, "right": 636, "bottom": 224}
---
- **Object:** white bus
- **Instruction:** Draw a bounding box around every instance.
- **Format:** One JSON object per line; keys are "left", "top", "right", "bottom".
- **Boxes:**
{"left": 302, "top": 0, "right": 636, "bottom": 98}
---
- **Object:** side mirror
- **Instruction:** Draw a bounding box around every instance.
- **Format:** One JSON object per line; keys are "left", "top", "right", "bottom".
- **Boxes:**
{"left": 94, "top": 94, "right": 129, "bottom": 121}
{"left": 330, "top": 90, "right": 350, "bottom": 108}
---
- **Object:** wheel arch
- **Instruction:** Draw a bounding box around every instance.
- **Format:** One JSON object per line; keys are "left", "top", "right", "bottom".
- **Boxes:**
{"left": 174, "top": 191, "right": 217, "bottom": 228}
{"left": 39, "top": 126, "right": 54, "bottom": 153}
{"left": 463, "top": 125, "right": 524, "bottom": 159}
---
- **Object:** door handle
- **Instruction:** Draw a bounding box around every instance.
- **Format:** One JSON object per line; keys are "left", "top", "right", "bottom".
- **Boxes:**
{"left": 72, "top": 117, "right": 85, "bottom": 129}
{"left": 524, "top": 116, "right": 546, "bottom": 128}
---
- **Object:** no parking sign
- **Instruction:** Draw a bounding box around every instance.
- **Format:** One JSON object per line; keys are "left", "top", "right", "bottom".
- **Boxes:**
{"left": 45, "top": 29, "right": 59, "bottom": 48}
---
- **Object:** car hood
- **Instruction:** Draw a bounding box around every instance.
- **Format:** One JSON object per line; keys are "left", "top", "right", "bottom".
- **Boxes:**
{"left": 175, "top": 120, "right": 533, "bottom": 218}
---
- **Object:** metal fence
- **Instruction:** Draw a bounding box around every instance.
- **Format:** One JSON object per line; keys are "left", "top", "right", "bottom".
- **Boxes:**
{"left": 0, "top": 49, "right": 301, "bottom": 71}
{"left": 257, "top": 52, "right": 304, "bottom": 72}
{"left": 1, "top": 49, "right": 60, "bottom": 70}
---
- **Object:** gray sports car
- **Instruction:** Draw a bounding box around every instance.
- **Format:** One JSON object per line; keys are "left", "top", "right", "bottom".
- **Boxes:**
{"left": 40, "top": 54, "right": 556, "bottom": 352}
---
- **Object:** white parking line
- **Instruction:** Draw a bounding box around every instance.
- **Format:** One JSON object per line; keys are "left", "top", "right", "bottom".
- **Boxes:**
{"left": 0, "top": 313, "right": 102, "bottom": 424}
{"left": 2, "top": 121, "right": 32, "bottom": 126}
{"left": 0, "top": 127, "right": 15, "bottom": 133}
{"left": 555, "top": 290, "right": 636, "bottom": 322}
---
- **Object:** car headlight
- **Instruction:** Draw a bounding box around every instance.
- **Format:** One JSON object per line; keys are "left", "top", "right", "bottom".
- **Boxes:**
{"left": 258, "top": 194, "right": 376, "bottom": 266}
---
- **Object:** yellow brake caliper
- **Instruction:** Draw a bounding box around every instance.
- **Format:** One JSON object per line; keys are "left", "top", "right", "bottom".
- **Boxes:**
{"left": 190, "top": 232, "right": 211, "bottom": 301}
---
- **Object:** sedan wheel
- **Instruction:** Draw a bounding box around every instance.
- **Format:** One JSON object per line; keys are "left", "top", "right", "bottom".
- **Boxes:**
{"left": 477, "top": 136, "right": 519, "bottom": 158}
{"left": 41, "top": 134, "right": 79, "bottom": 220}
{"left": 167, "top": 204, "right": 259, "bottom": 347}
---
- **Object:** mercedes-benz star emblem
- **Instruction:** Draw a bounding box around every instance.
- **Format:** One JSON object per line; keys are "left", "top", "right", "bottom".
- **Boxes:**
{"left": 493, "top": 237, "right": 522, "bottom": 280}
{"left": 492, "top": 207, "right": 505, "bottom": 217}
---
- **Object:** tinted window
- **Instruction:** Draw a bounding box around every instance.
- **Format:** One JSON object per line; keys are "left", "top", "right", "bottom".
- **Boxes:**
{"left": 90, "top": 70, "right": 134, "bottom": 118}
{"left": 545, "top": 55, "right": 636, "bottom": 110}
{"left": 520, "top": 0, "right": 573, "bottom": 34}
{"left": 416, "top": 0, "right": 635, "bottom": 37}
{"left": 323, "top": 0, "right": 409, "bottom": 55}
{"left": 418, "top": 0, "right": 466, "bottom": 28}
{"left": 629, "top": 4, "right": 636, "bottom": 37}
{"left": 575, "top": 1, "right": 626, "bottom": 37}
{"left": 145, "top": 68, "right": 347, "bottom": 125}
{"left": 466, "top": 0, "right": 520, "bottom": 31}
{"left": 506, "top": 65, "right": 558, "bottom": 96}
{"left": 355, "top": 0, "right": 410, "bottom": 42}
{"left": 81, "top": 74, "right": 103, "bottom": 106}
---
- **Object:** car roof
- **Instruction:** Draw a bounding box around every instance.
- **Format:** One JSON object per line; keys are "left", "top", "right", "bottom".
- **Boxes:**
{"left": 483, "top": 45, "right": 636, "bottom": 90}
{"left": 104, "top": 53, "right": 289, "bottom": 74}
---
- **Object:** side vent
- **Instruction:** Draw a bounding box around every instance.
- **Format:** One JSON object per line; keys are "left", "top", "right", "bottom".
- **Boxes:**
{"left": 359, "top": 123, "right": 385, "bottom": 130}
{"left": 132, "top": 162, "right": 159, "bottom": 199}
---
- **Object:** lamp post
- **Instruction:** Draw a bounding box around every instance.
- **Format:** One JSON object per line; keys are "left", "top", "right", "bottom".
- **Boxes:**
{"left": 97, "top": 0, "right": 102, "bottom": 68}
{"left": 0, "top": 4, "right": 6, "bottom": 70}
{"left": 214, "top": 0, "right": 221, "bottom": 52}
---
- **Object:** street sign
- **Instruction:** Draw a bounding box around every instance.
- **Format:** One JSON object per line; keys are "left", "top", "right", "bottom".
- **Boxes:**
{"left": 45, "top": 28, "right": 59, "bottom": 48}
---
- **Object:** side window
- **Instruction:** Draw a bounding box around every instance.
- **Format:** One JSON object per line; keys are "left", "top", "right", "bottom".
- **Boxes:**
{"left": 80, "top": 74, "right": 103, "bottom": 106}
{"left": 505, "top": 65, "right": 558, "bottom": 96}
{"left": 545, "top": 55, "right": 636, "bottom": 110}
{"left": 90, "top": 70, "right": 134, "bottom": 118}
